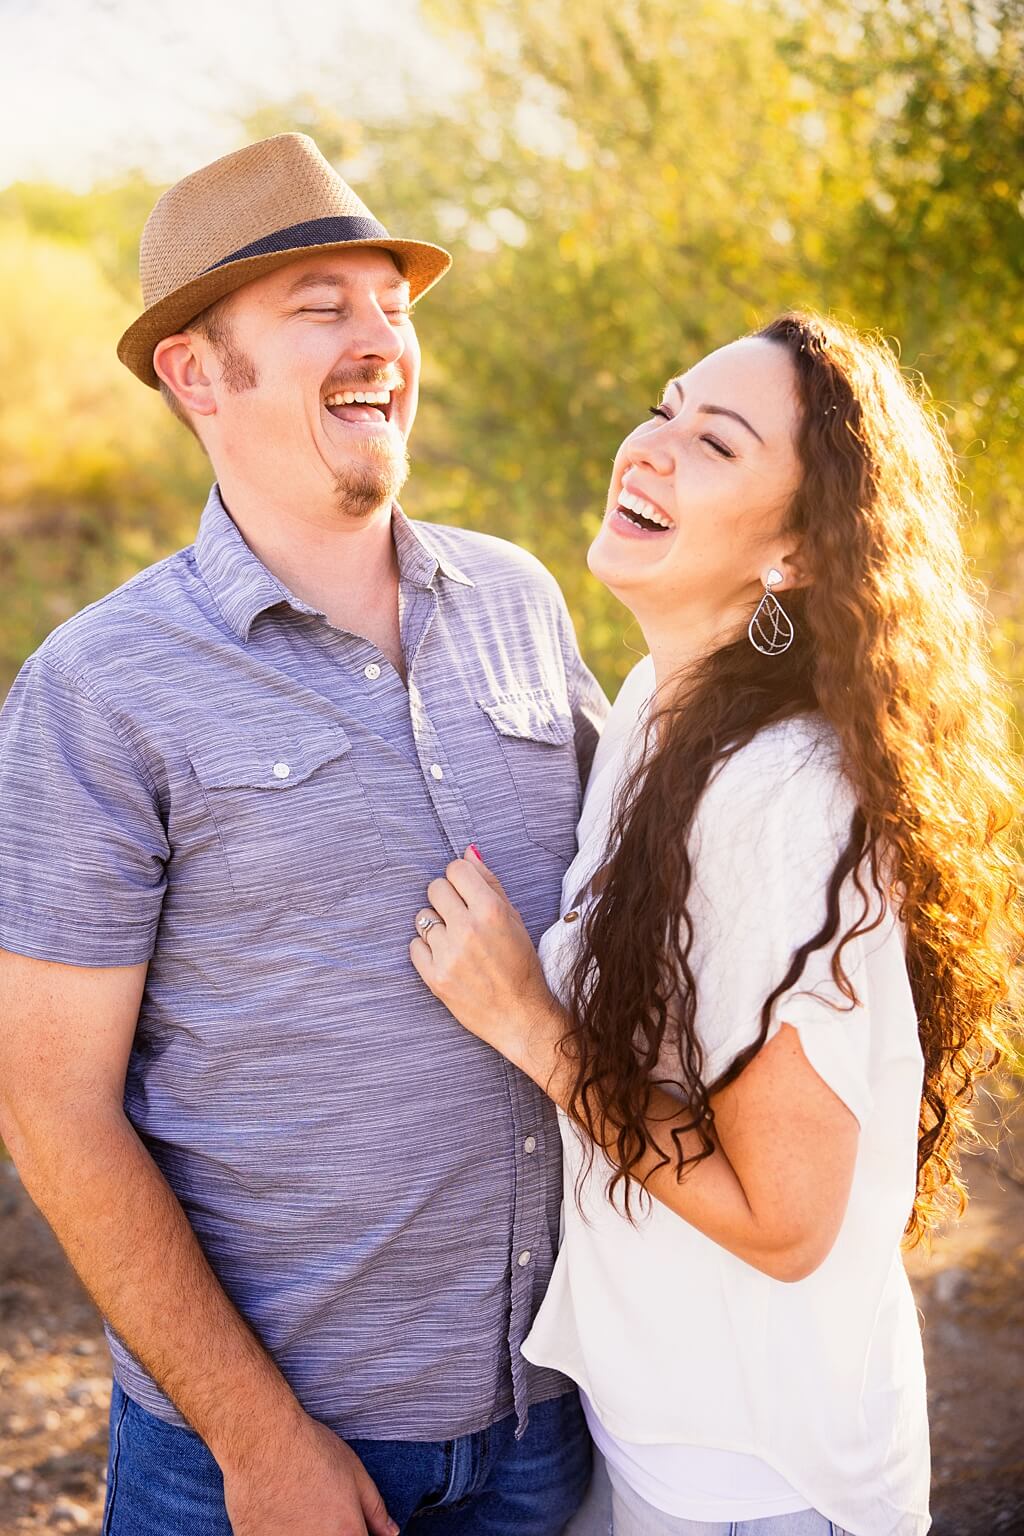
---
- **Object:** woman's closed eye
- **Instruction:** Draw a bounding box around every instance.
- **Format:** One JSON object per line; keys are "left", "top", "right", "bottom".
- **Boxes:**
{"left": 647, "top": 406, "right": 736, "bottom": 459}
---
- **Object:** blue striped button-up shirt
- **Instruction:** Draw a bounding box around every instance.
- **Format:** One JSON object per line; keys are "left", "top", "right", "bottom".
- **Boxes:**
{"left": 0, "top": 485, "right": 608, "bottom": 1440}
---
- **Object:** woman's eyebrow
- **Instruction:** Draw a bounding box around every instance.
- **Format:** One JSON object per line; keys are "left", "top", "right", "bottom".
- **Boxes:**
{"left": 665, "top": 378, "right": 765, "bottom": 445}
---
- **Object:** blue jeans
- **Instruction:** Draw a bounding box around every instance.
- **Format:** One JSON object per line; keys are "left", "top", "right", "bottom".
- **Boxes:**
{"left": 599, "top": 1454, "right": 851, "bottom": 1536}
{"left": 102, "top": 1380, "right": 592, "bottom": 1535}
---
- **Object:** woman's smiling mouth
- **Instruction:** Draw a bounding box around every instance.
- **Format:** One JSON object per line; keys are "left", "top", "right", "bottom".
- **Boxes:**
{"left": 612, "top": 487, "right": 676, "bottom": 537}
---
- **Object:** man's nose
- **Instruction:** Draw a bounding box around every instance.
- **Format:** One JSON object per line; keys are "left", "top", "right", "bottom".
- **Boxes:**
{"left": 346, "top": 305, "right": 405, "bottom": 365}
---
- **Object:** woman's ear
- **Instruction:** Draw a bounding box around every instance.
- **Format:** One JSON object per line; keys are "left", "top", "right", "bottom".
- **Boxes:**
{"left": 768, "top": 540, "right": 810, "bottom": 593}
{"left": 153, "top": 334, "right": 217, "bottom": 421}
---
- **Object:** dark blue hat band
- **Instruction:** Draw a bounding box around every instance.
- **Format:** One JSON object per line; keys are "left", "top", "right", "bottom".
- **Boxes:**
{"left": 205, "top": 216, "right": 391, "bottom": 273}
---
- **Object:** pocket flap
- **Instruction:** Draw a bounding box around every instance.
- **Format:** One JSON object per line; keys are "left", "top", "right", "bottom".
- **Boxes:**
{"left": 479, "top": 689, "right": 575, "bottom": 748}
{"left": 187, "top": 724, "right": 353, "bottom": 790}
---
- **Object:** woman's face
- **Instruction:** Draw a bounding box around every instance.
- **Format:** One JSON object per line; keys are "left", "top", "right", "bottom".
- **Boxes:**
{"left": 588, "top": 338, "right": 804, "bottom": 637}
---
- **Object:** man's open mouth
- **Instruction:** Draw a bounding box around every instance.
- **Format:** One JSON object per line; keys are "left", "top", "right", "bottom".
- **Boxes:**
{"left": 323, "top": 389, "right": 394, "bottom": 425}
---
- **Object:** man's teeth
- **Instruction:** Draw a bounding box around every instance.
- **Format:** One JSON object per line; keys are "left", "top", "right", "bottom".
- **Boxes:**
{"left": 619, "top": 489, "right": 674, "bottom": 528}
{"left": 323, "top": 390, "right": 391, "bottom": 406}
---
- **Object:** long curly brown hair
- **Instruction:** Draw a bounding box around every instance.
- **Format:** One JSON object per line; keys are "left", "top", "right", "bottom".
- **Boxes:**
{"left": 564, "top": 310, "right": 1022, "bottom": 1243}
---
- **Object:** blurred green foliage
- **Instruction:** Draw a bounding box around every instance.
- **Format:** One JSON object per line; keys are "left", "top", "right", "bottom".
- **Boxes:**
{"left": 1, "top": 0, "right": 1022, "bottom": 703}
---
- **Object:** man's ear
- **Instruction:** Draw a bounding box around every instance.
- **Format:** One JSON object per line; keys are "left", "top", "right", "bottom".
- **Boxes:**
{"left": 153, "top": 334, "right": 217, "bottom": 420}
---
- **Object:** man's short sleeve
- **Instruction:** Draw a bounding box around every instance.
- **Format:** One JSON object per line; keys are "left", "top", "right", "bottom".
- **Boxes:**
{"left": 0, "top": 655, "right": 169, "bottom": 966}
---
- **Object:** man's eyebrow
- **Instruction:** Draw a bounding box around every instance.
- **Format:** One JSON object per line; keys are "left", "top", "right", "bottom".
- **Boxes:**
{"left": 664, "top": 378, "right": 765, "bottom": 445}
{"left": 284, "top": 271, "right": 411, "bottom": 298}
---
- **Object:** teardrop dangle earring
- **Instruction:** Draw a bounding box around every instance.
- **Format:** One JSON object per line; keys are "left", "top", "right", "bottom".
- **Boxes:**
{"left": 748, "top": 568, "right": 794, "bottom": 656}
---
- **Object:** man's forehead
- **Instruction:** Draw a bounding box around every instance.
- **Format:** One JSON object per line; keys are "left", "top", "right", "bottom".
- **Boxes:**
{"left": 278, "top": 249, "right": 409, "bottom": 297}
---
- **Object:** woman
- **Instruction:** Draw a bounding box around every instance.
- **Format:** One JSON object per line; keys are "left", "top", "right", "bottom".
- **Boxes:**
{"left": 408, "top": 312, "right": 1021, "bottom": 1536}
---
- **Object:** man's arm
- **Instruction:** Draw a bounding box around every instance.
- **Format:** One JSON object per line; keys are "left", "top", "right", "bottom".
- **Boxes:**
{"left": 0, "top": 949, "right": 396, "bottom": 1536}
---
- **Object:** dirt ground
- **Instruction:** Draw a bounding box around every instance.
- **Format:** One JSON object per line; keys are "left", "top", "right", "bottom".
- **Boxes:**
{"left": 1, "top": 1106, "right": 1022, "bottom": 1536}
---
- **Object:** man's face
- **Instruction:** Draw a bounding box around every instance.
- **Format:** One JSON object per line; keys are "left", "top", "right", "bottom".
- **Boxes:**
{"left": 198, "top": 248, "right": 421, "bottom": 521}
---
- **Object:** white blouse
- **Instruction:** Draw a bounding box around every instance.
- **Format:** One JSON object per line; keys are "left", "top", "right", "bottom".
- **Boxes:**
{"left": 523, "top": 658, "right": 930, "bottom": 1536}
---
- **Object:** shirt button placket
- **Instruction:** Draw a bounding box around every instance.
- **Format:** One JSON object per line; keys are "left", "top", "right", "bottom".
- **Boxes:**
{"left": 507, "top": 1073, "right": 551, "bottom": 1436}
{"left": 409, "top": 681, "right": 474, "bottom": 856}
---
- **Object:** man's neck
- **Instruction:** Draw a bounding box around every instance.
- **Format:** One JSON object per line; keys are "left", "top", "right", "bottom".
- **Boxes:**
{"left": 216, "top": 483, "right": 405, "bottom": 671}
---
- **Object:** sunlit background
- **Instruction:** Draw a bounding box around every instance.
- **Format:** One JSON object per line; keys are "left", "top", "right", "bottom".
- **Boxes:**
{"left": 2, "top": 0, "right": 1022, "bottom": 705}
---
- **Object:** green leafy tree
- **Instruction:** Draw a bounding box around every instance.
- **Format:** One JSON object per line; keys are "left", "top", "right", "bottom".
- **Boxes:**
{"left": 1, "top": 0, "right": 1021, "bottom": 708}
{"left": 0, "top": 214, "right": 208, "bottom": 683}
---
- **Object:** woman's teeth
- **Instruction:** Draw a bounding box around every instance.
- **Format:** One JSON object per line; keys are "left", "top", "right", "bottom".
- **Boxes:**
{"left": 618, "top": 489, "right": 675, "bottom": 530}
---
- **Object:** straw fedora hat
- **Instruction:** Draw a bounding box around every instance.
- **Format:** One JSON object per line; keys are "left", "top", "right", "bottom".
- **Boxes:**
{"left": 118, "top": 133, "right": 452, "bottom": 388}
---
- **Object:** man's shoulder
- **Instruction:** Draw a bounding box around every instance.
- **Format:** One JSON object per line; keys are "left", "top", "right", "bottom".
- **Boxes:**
{"left": 30, "top": 545, "right": 197, "bottom": 687}
{"left": 415, "top": 520, "right": 565, "bottom": 601}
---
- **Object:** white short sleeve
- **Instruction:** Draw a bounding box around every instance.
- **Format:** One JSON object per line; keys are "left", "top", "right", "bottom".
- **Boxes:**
{"left": 682, "top": 717, "right": 883, "bottom": 1126}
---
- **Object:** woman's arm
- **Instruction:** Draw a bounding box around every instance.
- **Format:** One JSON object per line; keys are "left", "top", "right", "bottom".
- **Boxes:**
{"left": 412, "top": 853, "right": 859, "bottom": 1282}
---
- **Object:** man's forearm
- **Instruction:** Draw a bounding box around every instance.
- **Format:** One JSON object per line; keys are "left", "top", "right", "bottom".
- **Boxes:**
{"left": 5, "top": 1103, "right": 303, "bottom": 1469}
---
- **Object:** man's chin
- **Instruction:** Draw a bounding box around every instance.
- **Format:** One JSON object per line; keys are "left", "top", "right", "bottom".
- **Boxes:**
{"left": 331, "top": 451, "right": 409, "bottom": 521}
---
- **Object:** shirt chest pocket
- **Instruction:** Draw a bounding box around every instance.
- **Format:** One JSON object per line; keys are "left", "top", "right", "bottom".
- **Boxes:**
{"left": 478, "top": 689, "right": 581, "bottom": 863}
{"left": 186, "top": 724, "right": 387, "bottom": 912}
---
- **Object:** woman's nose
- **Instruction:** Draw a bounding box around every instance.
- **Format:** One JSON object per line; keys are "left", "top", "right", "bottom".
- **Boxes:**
{"left": 627, "top": 431, "right": 674, "bottom": 477}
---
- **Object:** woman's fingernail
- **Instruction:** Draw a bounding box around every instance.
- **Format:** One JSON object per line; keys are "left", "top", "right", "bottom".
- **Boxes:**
{"left": 468, "top": 844, "right": 483, "bottom": 861}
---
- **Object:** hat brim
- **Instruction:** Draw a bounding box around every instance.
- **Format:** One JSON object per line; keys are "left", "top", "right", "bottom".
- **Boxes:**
{"left": 117, "top": 237, "right": 452, "bottom": 389}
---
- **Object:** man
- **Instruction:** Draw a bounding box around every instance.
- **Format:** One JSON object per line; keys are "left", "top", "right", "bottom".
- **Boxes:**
{"left": 0, "top": 133, "right": 607, "bottom": 1535}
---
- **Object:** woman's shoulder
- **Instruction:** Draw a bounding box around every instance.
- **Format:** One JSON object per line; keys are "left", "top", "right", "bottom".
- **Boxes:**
{"left": 702, "top": 713, "right": 857, "bottom": 836}
{"left": 611, "top": 654, "right": 657, "bottom": 726}
{"left": 723, "top": 711, "right": 843, "bottom": 777}
{"left": 587, "top": 655, "right": 656, "bottom": 788}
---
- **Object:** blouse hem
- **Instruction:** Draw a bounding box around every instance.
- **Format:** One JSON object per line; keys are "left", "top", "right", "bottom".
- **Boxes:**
{"left": 521, "top": 1341, "right": 929, "bottom": 1536}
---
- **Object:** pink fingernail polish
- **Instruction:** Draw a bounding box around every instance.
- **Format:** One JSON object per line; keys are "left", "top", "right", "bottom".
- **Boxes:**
{"left": 468, "top": 844, "right": 482, "bottom": 861}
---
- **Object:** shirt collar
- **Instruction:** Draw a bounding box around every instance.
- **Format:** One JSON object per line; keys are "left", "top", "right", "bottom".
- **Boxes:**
{"left": 194, "top": 485, "right": 474, "bottom": 644}
{"left": 391, "top": 505, "right": 475, "bottom": 592}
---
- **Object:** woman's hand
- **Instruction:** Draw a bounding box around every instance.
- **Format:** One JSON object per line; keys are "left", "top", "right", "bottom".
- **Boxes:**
{"left": 410, "top": 847, "right": 565, "bottom": 1071}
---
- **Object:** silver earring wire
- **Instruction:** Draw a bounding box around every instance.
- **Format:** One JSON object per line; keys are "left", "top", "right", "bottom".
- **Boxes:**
{"left": 748, "top": 567, "right": 794, "bottom": 656}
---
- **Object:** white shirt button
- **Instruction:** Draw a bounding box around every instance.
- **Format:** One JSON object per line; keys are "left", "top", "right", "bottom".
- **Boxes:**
{"left": 523, "top": 1136, "right": 537, "bottom": 1154}
{"left": 430, "top": 763, "right": 444, "bottom": 781}
{"left": 364, "top": 662, "right": 381, "bottom": 681}
{"left": 517, "top": 1250, "right": 532, "bottom": 1267}
{"left": 272, "top": 762, "right": 291, "bottom": 779}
